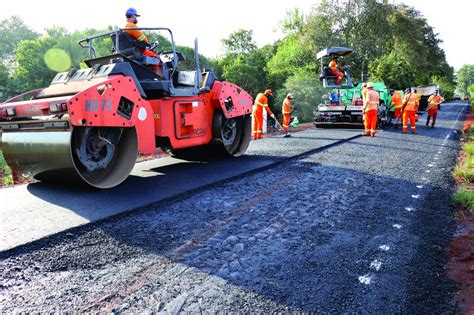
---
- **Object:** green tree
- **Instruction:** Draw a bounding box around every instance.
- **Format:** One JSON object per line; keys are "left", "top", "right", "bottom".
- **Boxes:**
{"left": 369, "top": 52, "right": 414, "bottom": 89}
{"left": 280, "top": 8, "right": 305, "bottom": 35}
{"left": 0, "top": 16, "right": 39, "bottom": 60}
{"left": 10, "top": 36, "right": 58, "bottom": 93}
{"left": 221, "top": 29, "right": 257, "bottom": 55}
{"left": 280, "top": 70, "right": 326, "bottom": 122}
{"left": 456, "top": 65, "right": 474, "bottom": 96}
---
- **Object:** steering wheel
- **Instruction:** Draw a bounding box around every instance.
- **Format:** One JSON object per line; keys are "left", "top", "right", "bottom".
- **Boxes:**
{"left": 148, "top": 41, "right": 159, "bottom": 51}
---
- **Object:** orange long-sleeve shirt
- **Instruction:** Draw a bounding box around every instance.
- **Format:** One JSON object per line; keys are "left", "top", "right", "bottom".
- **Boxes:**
{"left": 125, "top": 22, "right": 148, "bottom": 42}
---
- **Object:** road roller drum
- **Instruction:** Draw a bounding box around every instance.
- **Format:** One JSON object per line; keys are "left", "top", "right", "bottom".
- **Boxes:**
{"left": 0, "top": 27, "right": 253, "bottom": 188}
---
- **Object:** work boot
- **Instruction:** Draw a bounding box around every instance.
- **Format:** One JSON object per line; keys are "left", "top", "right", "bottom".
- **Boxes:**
{"left": 284, "top": 132, "right": 291, "bottom": 138}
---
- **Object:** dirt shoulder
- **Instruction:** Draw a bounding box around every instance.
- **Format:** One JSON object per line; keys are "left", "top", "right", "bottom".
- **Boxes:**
{"left": 447, "top": 106, "right": 474, "bottom": 314}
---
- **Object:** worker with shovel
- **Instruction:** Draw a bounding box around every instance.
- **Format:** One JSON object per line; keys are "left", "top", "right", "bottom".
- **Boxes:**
{"left": 253, "top": 89, "right": 276, "bottom": 140}
{"left": 282, "top": 93, "right": 294, "bottom": 137}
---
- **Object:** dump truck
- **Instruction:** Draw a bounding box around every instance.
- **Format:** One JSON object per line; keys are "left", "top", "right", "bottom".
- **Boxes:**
{"left": 412, "top": 84, "right": 439, "bottom": 112}
{"left": 0, "top": 27, "right": 253, "bottom": 188}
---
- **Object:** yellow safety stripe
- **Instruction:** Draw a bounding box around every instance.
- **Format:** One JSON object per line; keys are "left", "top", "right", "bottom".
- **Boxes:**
{"left": 255, "top": 101, "right": 268, "bottom": 107}
{"left": 137, "top": 34, "right": 146, "bottom": 41}
{"left": 282, "top": 111, "right": 291, "bottom": 114}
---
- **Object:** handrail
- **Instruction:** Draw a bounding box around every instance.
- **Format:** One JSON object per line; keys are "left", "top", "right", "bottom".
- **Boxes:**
{"left": 77, "top": 27, "right": 178, "bottom": 73}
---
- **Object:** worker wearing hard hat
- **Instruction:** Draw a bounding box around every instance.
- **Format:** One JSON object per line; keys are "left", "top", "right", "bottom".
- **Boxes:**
{"left": 389, "top": 89, "right": 403, "bottom": 128}
{"left": 124, "top": 8, "right": 161, "bottom": 72}
{"left": 401, "top": 88, "right": 419, "bottom": 133}
{"left": 329, "top": 58, "right": 344, "bottom": 84}
{"left": 362, "top": 82, "right": 380, "bottom": 137}
{"left": 253, "top": 89, "right": 276, "bottom": 140}
{"left": 282, "top": 93, "right": 293, "bottom": 137}
{"left": 426, "top": 90, "right": 445, "bottom": 128}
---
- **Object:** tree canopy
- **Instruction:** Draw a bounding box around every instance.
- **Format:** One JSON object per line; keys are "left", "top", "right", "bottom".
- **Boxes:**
{"left": 0, "top": 3, "right": 457, "bottom": 122}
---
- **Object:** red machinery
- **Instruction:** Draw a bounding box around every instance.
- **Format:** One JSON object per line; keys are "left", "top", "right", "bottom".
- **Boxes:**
{"left": 0, "top": 28, "right": 252, "bottom": 188}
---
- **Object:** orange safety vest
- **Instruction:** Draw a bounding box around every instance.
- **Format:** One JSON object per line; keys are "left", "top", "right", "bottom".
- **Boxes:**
{"left": 125, "top": 22, "right": 148, "bottom": 42}
{"left": 282, "top": 98, "right": 291, "bottom": 114}
{"left": 253, "top": 93, "right": 273, "bottom": 116}
{"left": 391, "top": 92, "right": 403, "bottom": 109}
{"left": 364, "top": 89, "right": 379, "bottom": 111}
{"left": 427, "top": 95, "right": 444, "bottom": 110}
{"left": 403, "top": 93, "right": 417, "bottom": 111}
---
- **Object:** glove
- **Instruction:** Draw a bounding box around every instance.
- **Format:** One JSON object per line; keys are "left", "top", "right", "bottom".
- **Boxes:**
{"left": 270, "top": 114, "right": 275, "bottom": 119}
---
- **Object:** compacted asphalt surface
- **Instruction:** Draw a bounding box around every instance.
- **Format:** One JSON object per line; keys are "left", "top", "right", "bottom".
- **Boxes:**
{"left": 0, "top": 102, "right": 468, "bottom": 312}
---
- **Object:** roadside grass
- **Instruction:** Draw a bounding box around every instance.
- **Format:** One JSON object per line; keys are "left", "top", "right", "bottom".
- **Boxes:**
{"left": 454, "top": 124, "right": 474, "bottom": 212}
{"left": 0, "top": 149, "right": 14, "bottom": 186}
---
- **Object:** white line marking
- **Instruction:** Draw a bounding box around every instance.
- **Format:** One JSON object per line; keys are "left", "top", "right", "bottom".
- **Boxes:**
{"left": 379, "top": 245, "right": 390, "bottom": 251}
{"left": 393, "top": 224, "right": 402, "bottom": 229}
{"left": 370, "top": 259, "right": 383, "bottom": 271}
{"left": 359, "top": 274, "right": 372, "bottom": 285}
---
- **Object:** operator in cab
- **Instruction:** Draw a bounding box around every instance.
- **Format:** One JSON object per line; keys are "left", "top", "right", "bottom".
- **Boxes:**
{"left": 124, "top": 8, "right": 161, "bottom": 73}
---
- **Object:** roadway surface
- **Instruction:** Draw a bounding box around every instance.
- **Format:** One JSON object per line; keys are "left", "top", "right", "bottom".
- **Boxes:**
{"left": 0, "top": 127, "right": 359, "bottom": 251}
{"left": 0, "top": 101, "right": 468, "bottom": 312}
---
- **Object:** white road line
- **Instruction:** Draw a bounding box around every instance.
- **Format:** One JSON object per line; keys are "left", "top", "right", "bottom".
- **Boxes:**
{"left": 379, "top": 245, "right": 390, "bottom": 251}
{"left": 370, "top": 259, "right": 383, "bottom": 271}
{"left": 359, "top": 274, "right": 372, "bottom": 285}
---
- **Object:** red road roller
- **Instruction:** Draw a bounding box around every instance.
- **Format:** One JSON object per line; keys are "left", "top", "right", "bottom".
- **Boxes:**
{"left": 0, "top": 28, "right": 253, "bottom": 188}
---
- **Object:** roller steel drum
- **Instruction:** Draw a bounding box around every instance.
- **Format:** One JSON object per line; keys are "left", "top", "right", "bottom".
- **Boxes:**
{"left": 1, "top": 127, "right": 138, "bottom": 189}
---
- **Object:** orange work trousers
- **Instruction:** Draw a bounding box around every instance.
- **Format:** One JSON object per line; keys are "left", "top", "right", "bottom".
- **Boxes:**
{"left": 426, "top": 108, "right": 438, "bottom": 127}
{"left": 331, "top": 69, "right": 344, "bottom": 84}
{"left": 253, "top": 111, "right": 264, "bottom": 139}
{"left": 402, "top": 110, "right": 417, "bottom": 133}
{"left": 364, "top": 110, "right": 378, "bottom": 136}
{"left": 283, "top": 114, "right": 290, "bottom": 131}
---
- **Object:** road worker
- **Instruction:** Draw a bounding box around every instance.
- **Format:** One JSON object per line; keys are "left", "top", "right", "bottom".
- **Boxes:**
{"left": 282, "top": 93, "right": 293, "bottom": 137}
{"left": 389, "top": 89, "right": 403, "bottom": 128}
{"left": 329, "top": 58, "right": 344, "bottom": 84}
{"left": 362, "top": 82, "right": 379, "bottom": 137}
{"left": 330, "top": 90, "right": 341, "bottom": 105}
{"left": 426, "top": 90, "right": 445, "bottom": 128}
{"left": 401, "top": 88, "right": 419, "bottom": 134}
{"left": 253, "top": 89, "right": 276, "bottom": 140}
{"left": 124, "top": 8, "right": 161, "bottom": 72}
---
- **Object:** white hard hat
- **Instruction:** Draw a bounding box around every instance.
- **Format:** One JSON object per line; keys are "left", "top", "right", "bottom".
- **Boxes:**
{"left": 287, "top": 93, "right": 293, "bottom": 99}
